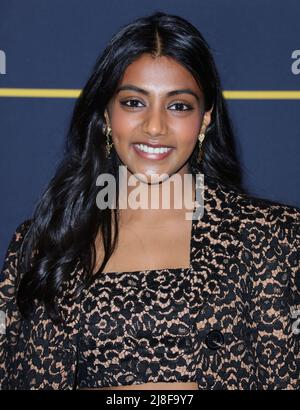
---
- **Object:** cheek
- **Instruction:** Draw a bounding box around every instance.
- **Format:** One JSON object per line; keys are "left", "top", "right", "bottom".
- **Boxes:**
{"left": 173, "top": 119, "right": 200, "bottom": 150}
{"left": 110, "top": 107, "right": 139, "bottom": 142}
{"left": 171, "top": 110, "right": 201, "bottom": 133}
{"left": 180, "top": 135, "right": 197, "bottom": 155}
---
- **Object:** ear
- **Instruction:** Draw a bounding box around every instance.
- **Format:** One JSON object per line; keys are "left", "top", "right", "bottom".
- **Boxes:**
{"left": 203, "top": 104, "right": 214, "bottom": 129}
{"left": 104, "top": 109, "right": 110, "bottom": 126}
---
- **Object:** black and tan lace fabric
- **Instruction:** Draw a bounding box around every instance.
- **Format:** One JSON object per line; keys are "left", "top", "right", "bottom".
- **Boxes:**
{"left": 1, "top": 176, "right": 300, "bottom": 389}
{"left": 77, "top": 266, "right": 197, "bottom": 388}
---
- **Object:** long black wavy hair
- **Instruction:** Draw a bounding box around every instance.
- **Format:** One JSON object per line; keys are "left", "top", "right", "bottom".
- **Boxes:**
{"left": 17, "top": 11, "right": 244, "bottom": 323}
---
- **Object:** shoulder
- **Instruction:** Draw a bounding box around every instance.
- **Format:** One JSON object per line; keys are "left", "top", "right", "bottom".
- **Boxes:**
{"left": 4, "top": 219, "right": 32, "bottom": 253}
{"left": 205, "top": 176, "right": 300, "bottom": 230}
{"left": 0, "top": 219, "right": 33, "bottom": 292}
{"left": 209, "top": 176, "right": 299, "bottom": 287}
{"left": 203, "top": 176, "right": 299, "bottom": 277}
{"left": 1, "top": 219, "right": 33, "bottom": 266}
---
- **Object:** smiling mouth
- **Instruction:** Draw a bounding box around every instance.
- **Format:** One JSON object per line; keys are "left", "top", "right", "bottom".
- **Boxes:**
{"left": 132, "top": 143, "right": 174, "bottom": 159}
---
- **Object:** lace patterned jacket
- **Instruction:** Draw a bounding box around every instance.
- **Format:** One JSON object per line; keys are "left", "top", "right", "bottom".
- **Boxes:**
{"left": 0, "top": 178, "right": 299, "bottom": 390}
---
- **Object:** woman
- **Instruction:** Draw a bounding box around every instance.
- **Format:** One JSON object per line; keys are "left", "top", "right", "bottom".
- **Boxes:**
{"left": 0, "top": 11, "right": 299, "bottom": 390}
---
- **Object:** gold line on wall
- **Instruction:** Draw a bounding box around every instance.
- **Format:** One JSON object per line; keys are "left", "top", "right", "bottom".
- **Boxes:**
{"left": 0, "top": 88, "right": 300, "bottom": 99}
{"left": 0, "top": 88, "right": 81, "bottom": 98}
{"left": 223, "top": 91, "right": 300, "bottom": 99}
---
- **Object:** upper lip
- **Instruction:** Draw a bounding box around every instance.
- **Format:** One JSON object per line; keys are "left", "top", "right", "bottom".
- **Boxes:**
{"left": 133, "top": 142, "right": 173, "bottom": 148}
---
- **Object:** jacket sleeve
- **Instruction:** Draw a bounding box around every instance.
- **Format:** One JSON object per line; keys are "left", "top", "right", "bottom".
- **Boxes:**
{"left": 0, "top": 220, "right": 32, "bottom": 390}
{"left": 252, "top": 206, "right": 300, "bottom": 389}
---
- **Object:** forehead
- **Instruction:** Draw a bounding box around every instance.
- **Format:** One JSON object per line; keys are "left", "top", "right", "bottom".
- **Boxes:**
{"left": 119, "top": 53, "right": 201, "bottom": 92}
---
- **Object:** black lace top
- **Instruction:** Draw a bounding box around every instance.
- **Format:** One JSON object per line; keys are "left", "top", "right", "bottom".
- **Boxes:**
{"left": 76, "top": 192, "right": 201, "bottom": 389}
{"left": 76, "top": 265, "right": 198, "bottom": 388}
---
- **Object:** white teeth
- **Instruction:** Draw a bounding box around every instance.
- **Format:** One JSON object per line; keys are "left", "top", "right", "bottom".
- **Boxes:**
{"left": 134, "top": 144, "right": 172, "bottom": 154}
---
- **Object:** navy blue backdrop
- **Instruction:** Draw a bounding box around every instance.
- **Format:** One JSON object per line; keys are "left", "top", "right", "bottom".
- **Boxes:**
{"left": 1, "top": 0, "right": 300, "bottom": 263}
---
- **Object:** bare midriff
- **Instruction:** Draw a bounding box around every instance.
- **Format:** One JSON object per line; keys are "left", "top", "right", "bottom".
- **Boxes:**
{"left": 80, "top": 382, "right": 199, "bottom": 390}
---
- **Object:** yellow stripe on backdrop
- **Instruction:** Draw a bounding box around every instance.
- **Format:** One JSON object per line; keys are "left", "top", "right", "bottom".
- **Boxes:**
{"left": 0, "top": 88, "right": 300, "bottom": 99}
{"left": 0, "top": 88, "right": 81, "bottom": 98}
{"left": 223, "top": 91, "right": 300, "bottom": 99}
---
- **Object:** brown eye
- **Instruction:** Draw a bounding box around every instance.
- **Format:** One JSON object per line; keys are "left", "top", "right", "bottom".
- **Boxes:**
{"left": 169, "top": 102, "right": 193, "bottom": 112}
{"left": 120, "top": 99, "right": 144, "bottom": 108}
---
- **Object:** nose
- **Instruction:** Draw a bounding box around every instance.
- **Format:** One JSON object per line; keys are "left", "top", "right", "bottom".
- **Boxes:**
{"left": 142, "top": 103, "right": 167, "bottom": 138}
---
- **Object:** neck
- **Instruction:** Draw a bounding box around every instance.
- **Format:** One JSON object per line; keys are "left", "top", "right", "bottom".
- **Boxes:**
{"left": 118, "top": 167, "right": 195, "bottom": 225}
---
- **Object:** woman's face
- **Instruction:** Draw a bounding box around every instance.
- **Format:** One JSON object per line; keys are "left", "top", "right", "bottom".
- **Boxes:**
{"left": 105, "top": 53, "right": 213, "bottom": 183}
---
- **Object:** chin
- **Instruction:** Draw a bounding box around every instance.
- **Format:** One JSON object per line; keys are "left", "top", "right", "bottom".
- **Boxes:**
{"left": 137, "top": 167, "right": 173, "bottom": 182}
{"left": 129, "top": 172, "right": 162, "bottom": 185}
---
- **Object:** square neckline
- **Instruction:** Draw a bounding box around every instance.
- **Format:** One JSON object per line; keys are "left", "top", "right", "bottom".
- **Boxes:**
{"left": 93, "top": 178, "right": 200, "bottom": 278}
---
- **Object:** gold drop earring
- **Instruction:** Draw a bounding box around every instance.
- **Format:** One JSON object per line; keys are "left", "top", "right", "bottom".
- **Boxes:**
{"left": 103, "top": 123, "right": 113, "bottom": 158}
{"left": 197, "top": 123, "right": 206, "bottom": 163}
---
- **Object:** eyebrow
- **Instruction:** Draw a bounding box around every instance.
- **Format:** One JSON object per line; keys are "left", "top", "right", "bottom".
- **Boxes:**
{"left": 115, "top": 84, "right": 200, "bottom": 102}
